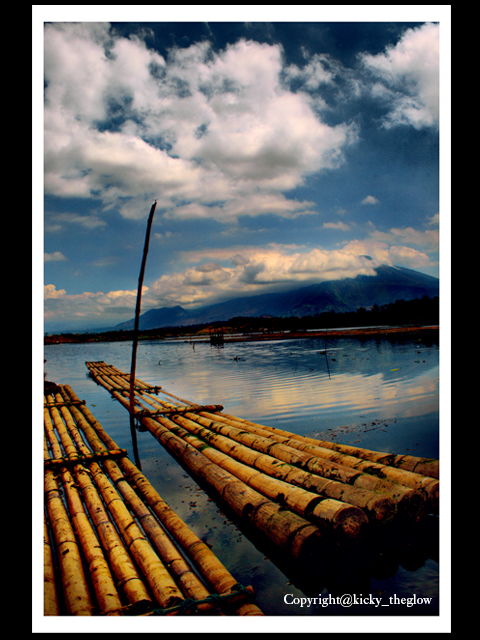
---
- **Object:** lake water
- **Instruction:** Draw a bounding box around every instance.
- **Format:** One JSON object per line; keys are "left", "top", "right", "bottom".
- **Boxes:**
{"left": 42, "top": 332, "right": 441, "bottom": 620}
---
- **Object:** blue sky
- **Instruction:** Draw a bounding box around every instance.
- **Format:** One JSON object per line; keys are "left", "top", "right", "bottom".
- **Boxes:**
{"left": 37, "top": 8, "right": 450, "bottom": 332}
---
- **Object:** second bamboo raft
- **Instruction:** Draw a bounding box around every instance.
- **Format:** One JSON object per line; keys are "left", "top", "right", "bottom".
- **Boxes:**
{"left": 85, "top": 361, "right": 439, "bottom": 564}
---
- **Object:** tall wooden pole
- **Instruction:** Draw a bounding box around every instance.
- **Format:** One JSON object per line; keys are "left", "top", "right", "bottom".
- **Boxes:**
{"left": 129, "top": 201, "right": 158, "bottom": 466}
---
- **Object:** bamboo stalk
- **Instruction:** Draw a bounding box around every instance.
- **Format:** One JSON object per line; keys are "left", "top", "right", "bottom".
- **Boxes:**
{"left": 123, "top": 383, "right": 370, "bottom": 532}
{"left": 118, "top": 454, "right": 263, "bottom": 616}
{"left": 158, "top": 410, "right": 396, "bottom": 524}
{"left": 179, "top": 412, "right": 422, "bottom": 510}
{"left": 103, "top": 378, "right": 402, "bottom": 523}
{"left": 95, "top": 361, "right": 438, "bottom": 488}
{"left": 43, "top": 515, "right": 60, "bottom": 616}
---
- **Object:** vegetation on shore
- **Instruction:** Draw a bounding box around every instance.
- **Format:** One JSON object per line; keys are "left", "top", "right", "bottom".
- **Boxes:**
{"left": 44, "top": 295, "right": 439, "bottom": 345}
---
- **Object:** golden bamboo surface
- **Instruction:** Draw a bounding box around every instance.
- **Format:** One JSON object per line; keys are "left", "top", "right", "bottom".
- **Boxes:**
{"left": 85, "top": 362, "right": 439, "bottom": 545}
{"left": 43, "top": 383, "right": 263, "bottom": 617}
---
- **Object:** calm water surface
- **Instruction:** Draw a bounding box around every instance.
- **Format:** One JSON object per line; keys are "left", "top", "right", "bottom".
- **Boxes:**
{"left": 42, "top": 333, "right": 440, "bottom": 617}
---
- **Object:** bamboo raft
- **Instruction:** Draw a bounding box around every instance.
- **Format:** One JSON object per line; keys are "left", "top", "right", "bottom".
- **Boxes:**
{"left": 44, "top": 383, "right": 263, "bottom": 616}
{"left": 84, "top": 361, "right": 439, "bottom": 568}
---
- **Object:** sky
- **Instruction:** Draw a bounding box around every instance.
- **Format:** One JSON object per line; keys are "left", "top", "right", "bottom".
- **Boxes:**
{"left": 37, "top": 8, "right": 450, "bottom": 333}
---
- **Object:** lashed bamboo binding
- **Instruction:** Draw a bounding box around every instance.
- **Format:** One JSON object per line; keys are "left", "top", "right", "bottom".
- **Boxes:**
{"left": 44, "top": 383, "right": 263, "bottom": 616}
{"left": 85, "top": 362, "right": 439, "bottom": 553}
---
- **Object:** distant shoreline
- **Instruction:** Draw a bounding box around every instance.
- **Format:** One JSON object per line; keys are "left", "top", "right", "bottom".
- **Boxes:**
{"left": 197, "top": 325, "right": 439, "bottom": 344}
{"left": 44, "top": 325, "right": 439, "bottom": 345}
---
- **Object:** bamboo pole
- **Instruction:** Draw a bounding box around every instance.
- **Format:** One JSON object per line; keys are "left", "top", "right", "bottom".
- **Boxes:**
{"left": 44, "top": 432, "right": 93, "bottom": 615}
{"left": 178, "top": 413, "right": 421, "bottom": 507}
{"left": 63, "top": 384, "right": 263, "bottom": 616}
{"left": 140, "top": 412, "right": 324, "bottom": 563}
{"left": 123, "top": 360, "right": 434, "bottom": 513}
{"left": 43, "top": 514, "right": 60, "bottom": 616}
{"left": 86, "top": 363, "right": 440, "bottom": 526}
{"left": 96, "top": 361, "right": 438, "bottom": 485}
{"left": 129, "top": 201, "right": 158, "bottom": 470}
{"left": 116, "top": 380, "right": 375, "bottom": 533}
{"left": 154, "top": 410, "right": 396, "bottom": 524}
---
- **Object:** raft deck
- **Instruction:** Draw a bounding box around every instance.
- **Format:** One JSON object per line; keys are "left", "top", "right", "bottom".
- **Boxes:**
{"left": 44, "top": 382, "right": 263, "bottom": 617}
{"left": 84, "top": 361, "right": 439, "bottom": 567}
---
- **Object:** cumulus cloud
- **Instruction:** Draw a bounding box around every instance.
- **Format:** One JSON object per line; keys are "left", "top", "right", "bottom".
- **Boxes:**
{"left": 360, "top": 22, "right": 439, "bottom": 129}
{"left": 44, "top": 283, "right": 144, "bottom": 327}
{"left": 144, "top": 246, "right": 382, "bottom": 309}
{"left": 44, "top": 24, "right": 357, "bottom": 221}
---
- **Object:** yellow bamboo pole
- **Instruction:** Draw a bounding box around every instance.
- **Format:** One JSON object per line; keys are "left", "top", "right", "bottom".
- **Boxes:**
{"left": 96, "top": 361, "right": 438, "bottom": 486}
{"left": 44, "top": 434, "right": 93, "bottom": 615}
{"left": 43, "top": 514, "right": 60, "bottom": 616}
{"left": 176, "top": 412, "right": 422, "bottom": 508}
{"left": 142, "top": 413, "right": 324, "bottom": 563}
{"left": 63, "top": 384, "right": 263, "bottom": 616}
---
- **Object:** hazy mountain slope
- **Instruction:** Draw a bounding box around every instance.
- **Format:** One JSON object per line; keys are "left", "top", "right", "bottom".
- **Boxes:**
{"left": 114, "top": 265, "right": 439, "bottom": 330}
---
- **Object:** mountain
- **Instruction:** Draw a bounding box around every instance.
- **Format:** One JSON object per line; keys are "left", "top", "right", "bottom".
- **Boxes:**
{"left": 114, "top": 265, "right": 439, "bottom": 331}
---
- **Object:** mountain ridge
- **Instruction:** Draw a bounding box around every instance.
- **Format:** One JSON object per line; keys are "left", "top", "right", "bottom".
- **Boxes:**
{"left": 114, "top": 265, "right": 439, "bottom": 331}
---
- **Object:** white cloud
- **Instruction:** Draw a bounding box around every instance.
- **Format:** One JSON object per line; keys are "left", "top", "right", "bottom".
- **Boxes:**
{"left": 322, "top": 221, "right": 350, "bottom": 231}
{"left": 44, "top": 283, "right": 144, "bottom": 326}
{"left": 44, "top": 25, "right": 357, "bottom": 221}
{"left": 361, "top": 195, "right": 379, "bottom": 205}
{"left": 144, "top": 246, "right": 382, "bottom": 309}
{"left": 44, "top": 251, "right": 67, "bottom": 262}
{"left": 341, "top": 239, "right": 434, "bottom": 271}
{"left": 361, "top": 23, "right": 439, "bottom": 129}
{"left": 368, "top": 226, "right": 439, "bottom": 249}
